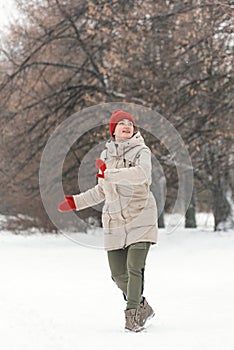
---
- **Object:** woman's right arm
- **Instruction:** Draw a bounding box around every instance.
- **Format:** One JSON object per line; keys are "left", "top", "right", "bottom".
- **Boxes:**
{"left": 58, "top": 152, "right": 106, "bottom": 212}
{"left": 73, "top": 183, "right": 105, "bottom": 210}
{"left": 58, "top": 184, "right": 105, "bottom": 212}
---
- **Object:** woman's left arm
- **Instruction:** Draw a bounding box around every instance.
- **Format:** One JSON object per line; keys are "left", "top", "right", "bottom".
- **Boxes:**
{"left": 104, "top": 149, "right": 152, "bottom": 185}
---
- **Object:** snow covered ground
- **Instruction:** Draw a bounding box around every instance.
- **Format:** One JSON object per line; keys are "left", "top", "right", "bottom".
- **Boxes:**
{"left": 0, "top": 213, "right": 234, "bottom": 350}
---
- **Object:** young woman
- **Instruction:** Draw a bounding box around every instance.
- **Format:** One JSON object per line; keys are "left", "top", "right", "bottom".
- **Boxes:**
{"left": 58, "top": 110, "right": 158, "bottom": 332}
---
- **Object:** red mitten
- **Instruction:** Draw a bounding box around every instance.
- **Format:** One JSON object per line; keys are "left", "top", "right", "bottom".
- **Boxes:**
{"left": 96, "top": 158, "right": 107, "bottom": 178}
{"left": 58, "top": 195, "right": 76, "bottom": 212}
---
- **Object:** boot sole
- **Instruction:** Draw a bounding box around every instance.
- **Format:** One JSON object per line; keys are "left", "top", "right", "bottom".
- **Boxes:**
{"left": 141, "top": 311, "right": 155, "bottom": 327}
{"left": 124, "top": 326, "right": 145, "bottom": 333}
{"left": 148, "top": 311, "right": 155, "bottom": 321}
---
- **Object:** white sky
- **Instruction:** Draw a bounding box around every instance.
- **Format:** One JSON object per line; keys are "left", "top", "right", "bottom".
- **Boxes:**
{"left": 0, "top": 0, "right": 17, "bottom": 30}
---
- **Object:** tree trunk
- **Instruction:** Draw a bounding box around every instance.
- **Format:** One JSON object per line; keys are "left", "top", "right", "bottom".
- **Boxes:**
{"left": 185, "top": 191, "right": 197, "bottom": 228}
{"left": 158, "top": 212, "right": 165, "bottom": 228}
{"left": 212, "top": 186, "right": 233, "bottom": 231}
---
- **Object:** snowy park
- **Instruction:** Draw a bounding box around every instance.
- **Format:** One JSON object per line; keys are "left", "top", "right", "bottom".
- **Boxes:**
{"left": 1, "top": 214, "right": 234, "bottom": 350}
{"left": 0, "top": 1, "right": 233, "bottom": 349}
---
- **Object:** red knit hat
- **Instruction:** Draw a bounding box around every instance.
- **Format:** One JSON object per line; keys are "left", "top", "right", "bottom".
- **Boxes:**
{"left": 109, "top": 110, "right": 136, "bottom": 136}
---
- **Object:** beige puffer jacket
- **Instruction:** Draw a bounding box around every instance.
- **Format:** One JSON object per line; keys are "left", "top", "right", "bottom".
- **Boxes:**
{"left": 73, "top": 132, "right": 158, "bottom": 251}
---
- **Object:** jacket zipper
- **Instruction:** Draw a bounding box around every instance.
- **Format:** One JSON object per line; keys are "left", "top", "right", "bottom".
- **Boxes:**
{"left": 114, "top": 142, "right": 128, "bottom": 249}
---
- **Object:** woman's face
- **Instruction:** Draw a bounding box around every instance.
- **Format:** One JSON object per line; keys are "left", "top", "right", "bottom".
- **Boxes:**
{"left": 114, "top": 119, "right": 134, "bottom": 140}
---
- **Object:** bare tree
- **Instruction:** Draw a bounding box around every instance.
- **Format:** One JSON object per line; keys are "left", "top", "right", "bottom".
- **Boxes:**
{"left": 0, "top": 0, "right": 233, "bottom": 231}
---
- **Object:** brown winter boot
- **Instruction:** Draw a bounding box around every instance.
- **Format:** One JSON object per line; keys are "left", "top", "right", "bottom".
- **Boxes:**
{"left": 139, "top": 298, "right": 155, "bottom": 327}
{"left": 124, "top": 308, "right": 144, "bottom": 332}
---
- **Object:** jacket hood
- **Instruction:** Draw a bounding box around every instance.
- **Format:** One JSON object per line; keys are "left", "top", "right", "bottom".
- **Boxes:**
{"left": 105, "top": 131, "right": 146, "bottom": 158}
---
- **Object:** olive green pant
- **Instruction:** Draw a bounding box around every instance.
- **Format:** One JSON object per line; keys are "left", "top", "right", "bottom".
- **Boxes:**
{"left": 107, "top": 242, "right": 151, "bottom": 310}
